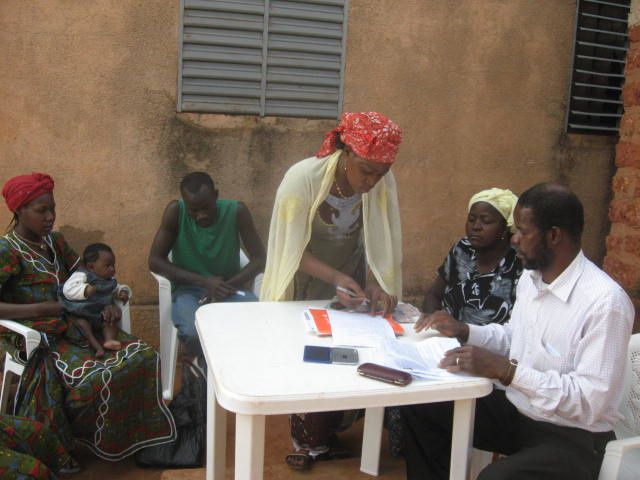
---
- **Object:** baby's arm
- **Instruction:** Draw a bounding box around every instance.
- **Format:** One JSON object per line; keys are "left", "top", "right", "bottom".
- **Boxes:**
{"left": 62, "top": 271, "right": 94, "bottom": 300}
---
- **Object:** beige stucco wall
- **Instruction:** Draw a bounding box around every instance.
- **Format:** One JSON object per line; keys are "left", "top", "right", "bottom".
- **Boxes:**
{"left": 0, "top": 0, "right": 615, "bottom": 328}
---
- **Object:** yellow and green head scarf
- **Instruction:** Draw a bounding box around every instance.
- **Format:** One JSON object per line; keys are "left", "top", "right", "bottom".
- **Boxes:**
{"left": 468, "top": 188, "right": 519, "bottom": 233}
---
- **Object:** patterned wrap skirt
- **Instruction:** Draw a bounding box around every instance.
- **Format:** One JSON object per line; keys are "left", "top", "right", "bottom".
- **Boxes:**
{"left": 7, "top": 324, "right": 176, "bottom": 461}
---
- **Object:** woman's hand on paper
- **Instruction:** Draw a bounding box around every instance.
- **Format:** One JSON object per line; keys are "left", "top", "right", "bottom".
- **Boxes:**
{"left": 415, "top": 310, "right": 469, "bottom": 340}
{"left": 365, "top": 284, "right": 397, "bottom": 316}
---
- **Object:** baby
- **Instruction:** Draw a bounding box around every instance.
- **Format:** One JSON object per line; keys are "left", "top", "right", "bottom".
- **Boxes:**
{"left": 60, "top": 243, "right": 131, "bottom": 358}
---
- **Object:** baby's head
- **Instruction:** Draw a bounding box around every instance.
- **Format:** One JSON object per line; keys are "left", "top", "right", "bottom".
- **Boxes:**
{"left": 83, "top": 243, "right": 116, "bottom": 279}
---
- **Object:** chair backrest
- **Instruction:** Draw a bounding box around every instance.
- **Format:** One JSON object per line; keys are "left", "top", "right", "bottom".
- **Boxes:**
{"left": 614, "top": 333, "right": 640, "bottom": 440}
{"left": 239, "top": 249, "right": 249, "bottom": 268}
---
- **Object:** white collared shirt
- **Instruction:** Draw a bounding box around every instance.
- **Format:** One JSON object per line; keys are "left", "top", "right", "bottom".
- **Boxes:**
{"left": 467, "top": 251, "right": 634, "bottom": 432}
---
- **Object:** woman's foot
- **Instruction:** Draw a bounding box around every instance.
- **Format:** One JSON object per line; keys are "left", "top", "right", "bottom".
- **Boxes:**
{"left": 285, "top": 445, "right": 352, "bottom": 470}
{"left": 58, "top": 456, "right": 81, "bottom": 475}
{"left": 103, "top": 339, "right": 122, "bottom": 351}
{"left": 94, "top": 347, "right": 105, "bottom": 358}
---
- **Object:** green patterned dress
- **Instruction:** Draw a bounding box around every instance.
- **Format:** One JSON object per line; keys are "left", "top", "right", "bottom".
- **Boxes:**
{"left": 0, "top": 231, "right": 175, "bottom": 461}
{"left": 0, "top": 414, "right": 69, "bottom": 479}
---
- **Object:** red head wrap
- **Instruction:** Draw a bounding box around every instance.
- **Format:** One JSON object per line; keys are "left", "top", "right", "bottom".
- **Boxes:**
{"left": 316, "top": 112, "right": 402, "bottom": 164}
{"left": 2, "top": 173, "right": 55, "bottom": 212}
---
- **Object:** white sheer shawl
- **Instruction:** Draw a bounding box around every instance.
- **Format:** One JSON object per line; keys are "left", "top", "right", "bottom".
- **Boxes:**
{"left": 260, "top": 151, "right": 402, "bottom": 301}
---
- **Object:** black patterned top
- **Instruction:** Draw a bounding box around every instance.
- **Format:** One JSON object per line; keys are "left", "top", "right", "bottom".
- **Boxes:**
{"left": 437, "top": 238, "right": 522, "bottom": 325}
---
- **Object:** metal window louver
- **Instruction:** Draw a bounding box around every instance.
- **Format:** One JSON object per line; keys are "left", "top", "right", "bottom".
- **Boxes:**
{"left": 566, "top": 0, "right": 631, "bottom": 134}
{"left": 178, "top": 0, "right": 348, "bottom": 119}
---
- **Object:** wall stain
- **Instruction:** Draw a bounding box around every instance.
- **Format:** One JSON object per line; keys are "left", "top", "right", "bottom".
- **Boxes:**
{"left": 160, "top": 115, "right": 216, "bottom": 190}
{"left": 57, "top": 225, "right": 105, "bottom": 253}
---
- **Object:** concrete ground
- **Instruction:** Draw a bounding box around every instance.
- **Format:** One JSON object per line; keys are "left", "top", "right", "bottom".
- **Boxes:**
{"left": 70, "top": 412, "right": 405, "bottom": 480}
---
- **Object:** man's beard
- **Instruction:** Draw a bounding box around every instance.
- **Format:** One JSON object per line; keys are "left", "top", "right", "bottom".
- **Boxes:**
{"left": 521, "top": 239, "right": 553, "bottom": 271}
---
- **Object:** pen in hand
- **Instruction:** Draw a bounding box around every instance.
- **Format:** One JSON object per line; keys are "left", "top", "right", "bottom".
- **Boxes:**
{"left": 335, "top": 285, "right": 368, "bottom": 302}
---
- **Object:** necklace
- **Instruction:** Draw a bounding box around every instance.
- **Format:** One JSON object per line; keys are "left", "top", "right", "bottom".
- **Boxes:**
{"left": 5, "top": 230, "right": 61, "bottom": 285}
{"left": 333, "top": 160, "right": 353, "bottom": 199}
{"left": 13, "top": 230, "right": 47, "bottom": 251}
{"left": 334, "top": 180, "right": 349, "bottom": 198}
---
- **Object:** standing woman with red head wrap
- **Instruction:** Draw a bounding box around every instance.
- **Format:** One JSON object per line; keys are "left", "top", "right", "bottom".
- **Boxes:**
{"left": 260, "top": 112, "right": 404, "bottom": 469}
{"left": 0, "top": 173, "right": 175, "bottom": 471}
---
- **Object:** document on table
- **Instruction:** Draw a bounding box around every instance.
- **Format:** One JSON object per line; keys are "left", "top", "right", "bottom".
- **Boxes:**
{"left": 371, "top": 336, "right": 462, "bottom": 380}
{"left": 328, "top": 309, "right": 396, "bottom": 347}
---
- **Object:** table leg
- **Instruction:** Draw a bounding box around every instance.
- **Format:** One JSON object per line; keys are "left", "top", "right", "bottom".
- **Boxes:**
{"left": 450, "top": 398, "right": 476, "bottom": 480}
{"left": 207, "top": 369, "right": 226, "bottom": 480}
{"left": 360, "top": 406, "right": 384, "bottom": 476}
{"left": 234, "top": 413, "right": 265, "bottom": 480}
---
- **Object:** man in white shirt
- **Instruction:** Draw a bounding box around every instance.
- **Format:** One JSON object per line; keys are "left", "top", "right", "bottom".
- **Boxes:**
{"left": 403, "top": 183, "right": 634, "bottom": 480}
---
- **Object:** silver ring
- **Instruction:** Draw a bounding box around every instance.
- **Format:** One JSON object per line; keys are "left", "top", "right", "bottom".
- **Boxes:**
{"left": 456, "top": 356, "right": 460, "bottom": 366}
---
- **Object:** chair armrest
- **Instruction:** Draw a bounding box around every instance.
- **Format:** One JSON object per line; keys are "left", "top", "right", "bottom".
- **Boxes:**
{"left": 114, "top": 284, "right": 133, "bottom": 334}
{"left": 605, "top": 436, "right": 640, "bottom": 456}
{"left": 599, "top": 436, "right": 640, "bottom": 480}
{"left": 151, "top": 271, "right": 171, "bottom": 291}
{"left": 0, "top": 319, "right": 41, "bottom": 360}
{"left": 252, "top": 273, "right": 263, "bottom": 298}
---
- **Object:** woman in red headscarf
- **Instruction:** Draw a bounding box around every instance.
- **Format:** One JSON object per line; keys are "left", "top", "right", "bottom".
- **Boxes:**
{"left": 0, "top": 173, "right": 175, "bottom": 472}
{"left": 260, "top": 112, "right": 404, "bottom": 469}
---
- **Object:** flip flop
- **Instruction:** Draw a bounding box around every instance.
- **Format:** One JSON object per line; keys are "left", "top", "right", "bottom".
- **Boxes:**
{"left": 58, "top": 457, "right": 81, "bottom": 475}
{"left": 285, "top": 451, "right": 313, "bottom": 470}
{"left": 315, "top": 445, "right": 352, "bottom": 461}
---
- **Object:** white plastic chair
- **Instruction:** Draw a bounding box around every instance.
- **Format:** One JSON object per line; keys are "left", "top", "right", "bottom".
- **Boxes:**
{"left": 469, "top": 333, "right": 640, "bottom": 480}
{"left": 598, "top": 332, "right": 640, "bottom": 480}
{"left": 0, "top": 296, "right": 132, "bottom": 414}
{"left": 151, "top": 250, "right": 262, "bottom": 401}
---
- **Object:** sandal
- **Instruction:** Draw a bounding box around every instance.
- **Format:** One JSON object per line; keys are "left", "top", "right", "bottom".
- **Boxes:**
{"left": 285, "top": 450, "right": 313, "bottom": 471}
{"left": 315, "top": 445, "right": 352, "bottom": 461}
{"left": 58, "top": 457, "right": 81, "bottom": 475}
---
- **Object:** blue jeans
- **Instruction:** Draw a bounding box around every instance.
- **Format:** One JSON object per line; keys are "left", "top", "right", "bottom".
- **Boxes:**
{"left": 172, "top": 285, "right": 258, "bottom": 355}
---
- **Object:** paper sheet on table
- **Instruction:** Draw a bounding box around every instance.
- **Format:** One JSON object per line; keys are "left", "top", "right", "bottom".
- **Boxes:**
{"left": 328, "top": 309, "right": 396, "bottom": 347}
{"left": 371, "top": 336, "right": 462, "bottom": 380}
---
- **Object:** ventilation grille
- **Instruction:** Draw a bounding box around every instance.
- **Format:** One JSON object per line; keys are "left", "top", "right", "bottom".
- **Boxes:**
{"left": 566, "top": 0, "right": 630, "bottom": 134}
{"left": 178, "top": 0, "right": 348, "bottom": 119}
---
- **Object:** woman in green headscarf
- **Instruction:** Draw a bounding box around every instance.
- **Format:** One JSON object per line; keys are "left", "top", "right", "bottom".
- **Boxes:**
{"left": 417, "top": 187, "right": 522, "bottom": 329}
{"left": 386, "top": 188, "right": 522, "bottom": 457}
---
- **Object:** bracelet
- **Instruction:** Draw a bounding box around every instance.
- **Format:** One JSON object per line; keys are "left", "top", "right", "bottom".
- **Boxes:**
{"left": 500, "top": 359, "right": 518, "bottom": 386}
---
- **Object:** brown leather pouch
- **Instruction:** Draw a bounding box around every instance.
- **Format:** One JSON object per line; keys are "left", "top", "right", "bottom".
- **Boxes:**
{"left": 357, "top": 362, "right": 412, "bottom": 386}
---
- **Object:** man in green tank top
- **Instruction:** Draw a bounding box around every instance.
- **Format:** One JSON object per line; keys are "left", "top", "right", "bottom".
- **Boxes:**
{"left": 149, "top": 172, "right": 265, "bottom": 356}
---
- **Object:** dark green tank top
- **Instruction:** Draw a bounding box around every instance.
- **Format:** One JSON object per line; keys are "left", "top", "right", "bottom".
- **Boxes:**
{"left": 172, "top": 199, "right": 240, "bottom": 288}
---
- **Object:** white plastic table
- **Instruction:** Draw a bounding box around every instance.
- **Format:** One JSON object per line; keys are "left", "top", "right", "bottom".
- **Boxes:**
{"left": 195, "top": 300, "right": 492, "bottom": 480}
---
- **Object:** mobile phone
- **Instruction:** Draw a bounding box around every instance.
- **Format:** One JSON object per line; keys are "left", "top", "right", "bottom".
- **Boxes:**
{"left": 303, "top": 346, "right": 359, "bottom": 365}
{"left": 331, "top": 347, "right": 359, "bottom": 364}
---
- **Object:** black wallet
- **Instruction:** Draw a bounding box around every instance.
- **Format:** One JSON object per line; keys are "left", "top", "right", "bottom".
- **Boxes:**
{"left": 357, "top": 363, "right": 412, "bottom": 386}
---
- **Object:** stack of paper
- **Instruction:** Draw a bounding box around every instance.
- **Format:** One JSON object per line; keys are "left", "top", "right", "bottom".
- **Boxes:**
{"left": 371, "top": 336, "right": 462, "bottom": 380}
{"left": 302, "top": 307, "right": 463, "bottom": 380}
